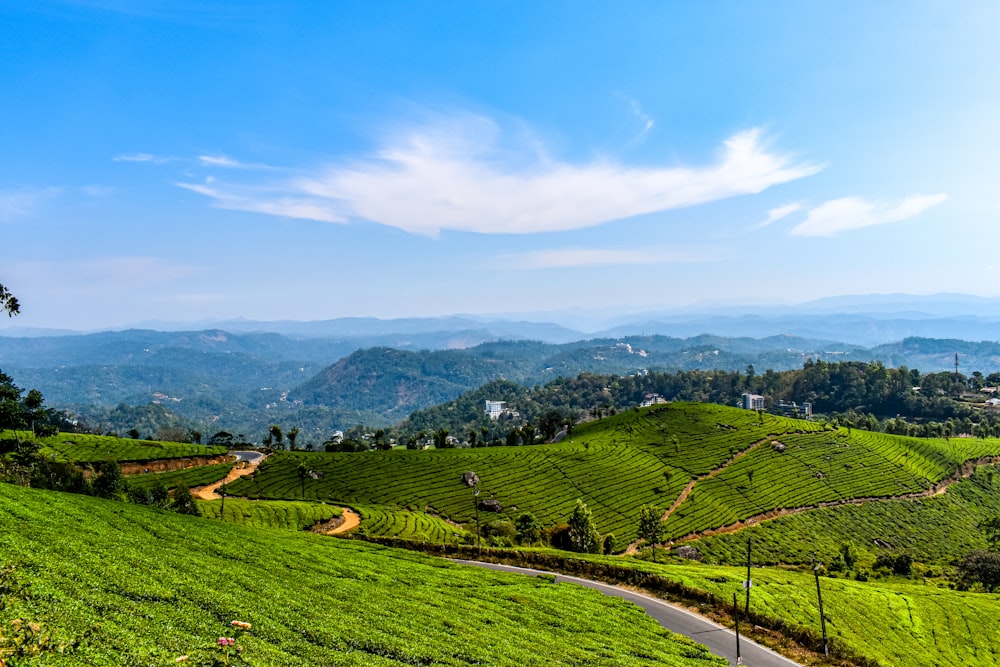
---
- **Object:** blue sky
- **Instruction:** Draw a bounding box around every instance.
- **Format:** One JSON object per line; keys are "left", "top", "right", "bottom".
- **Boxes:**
{"left": 2, "top": 1, "right": 998, "bottom": 330}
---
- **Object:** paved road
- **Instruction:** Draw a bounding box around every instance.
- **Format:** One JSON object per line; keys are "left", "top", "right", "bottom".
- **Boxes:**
{"left": 453, "top": 560, "right": 802, "bottom": 667}
{"left": 231, "top": 450, "right": 265, "bottom": 465}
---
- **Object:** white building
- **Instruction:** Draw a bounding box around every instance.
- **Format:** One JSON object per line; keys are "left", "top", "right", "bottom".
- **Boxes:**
{"left": 485, "top": 400, "right": 506, "bottom": 420}
{"left": 742, "top": 393, "right": 766, "bottom": 411}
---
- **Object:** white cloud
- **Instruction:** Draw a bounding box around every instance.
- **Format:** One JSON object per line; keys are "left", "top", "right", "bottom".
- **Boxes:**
{"left": 177, "top": 182, "right": 346, "bottom": 223}
{"left": 178, "top": 115, "right": 822, "bottom": 236}
{"left": 197, "top": 154, "right": 277, "bottom": 170}
{"left": 0, "top": 187, "right": 62, "bottom": 221}
{"left": 791, "top": 194, "right": 948, "bottom": 237}
{"left": 753, "top": 202, "right": 802, "bottom": 229}
{"left": 507, "top": 246, "right": 720, "bottom": 269}
{"left": 113, "top": 153, "right": 176, "bottom": 164}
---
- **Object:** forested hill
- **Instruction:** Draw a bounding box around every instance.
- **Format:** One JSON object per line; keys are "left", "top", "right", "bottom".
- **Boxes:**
{"left": 6, "top": 328, "right": 1000, "bottom": 443}
{"left": 393, "top": 359, "right": 1000, "bottom": 445}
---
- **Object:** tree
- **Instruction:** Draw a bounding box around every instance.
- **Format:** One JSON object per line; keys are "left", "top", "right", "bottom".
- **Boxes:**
{"left": 269, "top": 425, "right": 284, "bottom": 450}
{"left": 92, "top": 461, "right": 125, "bottom": 499}
{"left": 296, "top": 462, "right": 308, "bottom": 499}
{"left": 637, "top": 505, "right": 665, "bottom": 562}
{"left": 287, "top": 427, "right": 300, "bottom": 450}
{"left": 957, "top": 551, "right": 1000, "bottom": 592}
{"left": 208, "top": 431, "right": 235, "bottom": 448}
{"left": 539, "top": 410, "right": 563, "bottom": 441}
{"left": 514, "top": 512, "right": 542, "bottom": 545}
{"left": 0, "top": 283, "right": 19, "bottom": 317}
{"left": 567, "top": 499, "right": 601, "bottom": 554}
{"left": 982, "top": 516, "right": 1000, "bottom": 549}
{"left": 171, "top": 482, "right": 200, "bottom": 515}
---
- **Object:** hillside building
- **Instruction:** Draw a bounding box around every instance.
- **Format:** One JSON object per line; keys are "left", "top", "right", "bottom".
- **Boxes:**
{"left": 772, "top": 400, "right": 812, "bottom": 419}
{"left": 485, "top": 400, "right": 506, "bottom": 420}
{"left": 741, "top": 393, "right": 766, "bottom": 411}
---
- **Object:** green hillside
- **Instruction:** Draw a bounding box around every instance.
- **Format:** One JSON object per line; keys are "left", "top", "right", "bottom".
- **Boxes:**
{"left": 3, "top": 431, "right": 227, "bottom": 462}
{"left": 229, "top": 403, "right": 1000, "bottom": 548}
{"left": 0, "top": 483, "right": 724, "bottom": 666}
{"left": 689, "top": 463, "right": 1000, "bottom": 566}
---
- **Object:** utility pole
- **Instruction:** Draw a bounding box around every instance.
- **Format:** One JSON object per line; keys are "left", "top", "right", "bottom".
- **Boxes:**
{"left": 219, "top": 481, "right": 226, "bottom": 521}
{"left": 813, "top": 555, "right": 829, "bottom": 658}
{"left": 474, "top": 486, "right": 481, "bottom": 556}
{"left": 744, "top": 536, "right": 753, "bottom": 616}
{"left": 733, "top": 592, "right": 742, "bottom": 666}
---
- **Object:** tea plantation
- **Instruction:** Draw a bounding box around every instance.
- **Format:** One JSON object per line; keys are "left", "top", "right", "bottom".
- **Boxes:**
{"left": 0, "top": 483, "right": 727, "bottom": 666}
{"left": 226, "top": 403, "right": 1000, "bottom": 545}
{"left": 8, "top": 431, "right": 228, "bottom": 463}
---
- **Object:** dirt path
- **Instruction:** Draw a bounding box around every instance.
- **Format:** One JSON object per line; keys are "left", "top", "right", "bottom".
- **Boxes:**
{"left": 314, "top": 508, "right": 361, "bottom": 535}
{"left": 192, "top": 456, "right": 263, "bottom": 500}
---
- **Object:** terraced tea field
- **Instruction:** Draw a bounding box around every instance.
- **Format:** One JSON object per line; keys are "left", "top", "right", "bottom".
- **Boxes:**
{"left": 229, "top": 403, "right": 1000, "bottom": 545}
{"left": 126, "top": 462, "right": 234, "bottom": 490}
{"left": 351, "top": 503, "right": 467, "bottom": 542}
{"left": 13, "top": 431, "right": 228, "bottom": 463}
{"left": 663, "top": 428, "right": 1000, "bottom": 540}
{"left": 0, "top": 483, "right": 726, "bottom": 666}
{"left": 690, "top": 464, "right": 1000, "bottom": 565}
{"left": 197, "top": 497, "right": 342, "bottom": 531}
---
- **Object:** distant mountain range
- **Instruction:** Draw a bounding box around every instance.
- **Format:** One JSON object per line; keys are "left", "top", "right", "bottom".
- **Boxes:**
{"left": 3, "top": 318, "right": 1000, "bottom": 444}
{"left": 4, "top": 293, "right": 1000, "bottom": 346}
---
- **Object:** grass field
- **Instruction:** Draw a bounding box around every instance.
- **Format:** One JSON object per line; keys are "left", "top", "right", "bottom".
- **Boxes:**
{"left": 0, "top": 483, "right": 726, "bottom": 666}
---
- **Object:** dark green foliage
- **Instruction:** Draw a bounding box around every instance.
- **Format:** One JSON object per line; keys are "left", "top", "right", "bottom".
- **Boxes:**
{"left": 171, "top": 481, "right": 200, "bottom": 516}
{"left": 515, "top": 512, "right": 542, "bottom": 544}
{"left": 0, "top": 283, "right": 19, "bottom": 317}
{"left": 602, "top": 533, "right": 616, "bottom": 555}
{"left": 957, "top": 550, "right": 1000, "bottom": 591}
{"left": 874, "top": 553, "right": 912, "bottom": 575}
{"left": 92, "top": 461, "right": 125, "bottom": 499}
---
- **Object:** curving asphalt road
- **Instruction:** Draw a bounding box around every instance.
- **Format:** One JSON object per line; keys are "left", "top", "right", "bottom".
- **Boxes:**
{"left": 452, "top": 560, "right": 802, "bottom": 667}
{"left": 231, "top": 450, "right": 265, "bottom": 465}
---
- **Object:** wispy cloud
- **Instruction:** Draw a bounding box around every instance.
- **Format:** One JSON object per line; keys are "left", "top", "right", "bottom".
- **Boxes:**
{"left": 507, "top": 246, "right": 720, "bottom": 269}
{"left": 177, "top": 115, "right": 822, "bottom": 236}
{"left": 177, "top": 182, "right": 345, "bottom": 223}
{"left": 197, "top": 154, "right": 277, "bottom": 170}
{"left": 617, "top": 93, "right": 656, "bottom": 147}
{"left": 0, "top": 187, "right": 62, "bottom": 221}
{"left": 790, "top": 194, "right": 948, "bottom": 237}
{"left": 753, "top": 202, "right": 802, "bottom": 229}
{"left": 113, "top": 153, "right": 177, "bottom": 164}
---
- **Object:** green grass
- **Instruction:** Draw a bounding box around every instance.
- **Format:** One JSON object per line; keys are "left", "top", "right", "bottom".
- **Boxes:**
{"left": 126, "top": 463, "right": 234, "bottom": 490}
{"left": 6, "top": 431, "right": 229, "bottom": 463}
{"left": 197, "top": 498, "right": 342, "bottom": 531}
{"left": 0, "top": 483, "right": 725, "bottom": 666}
